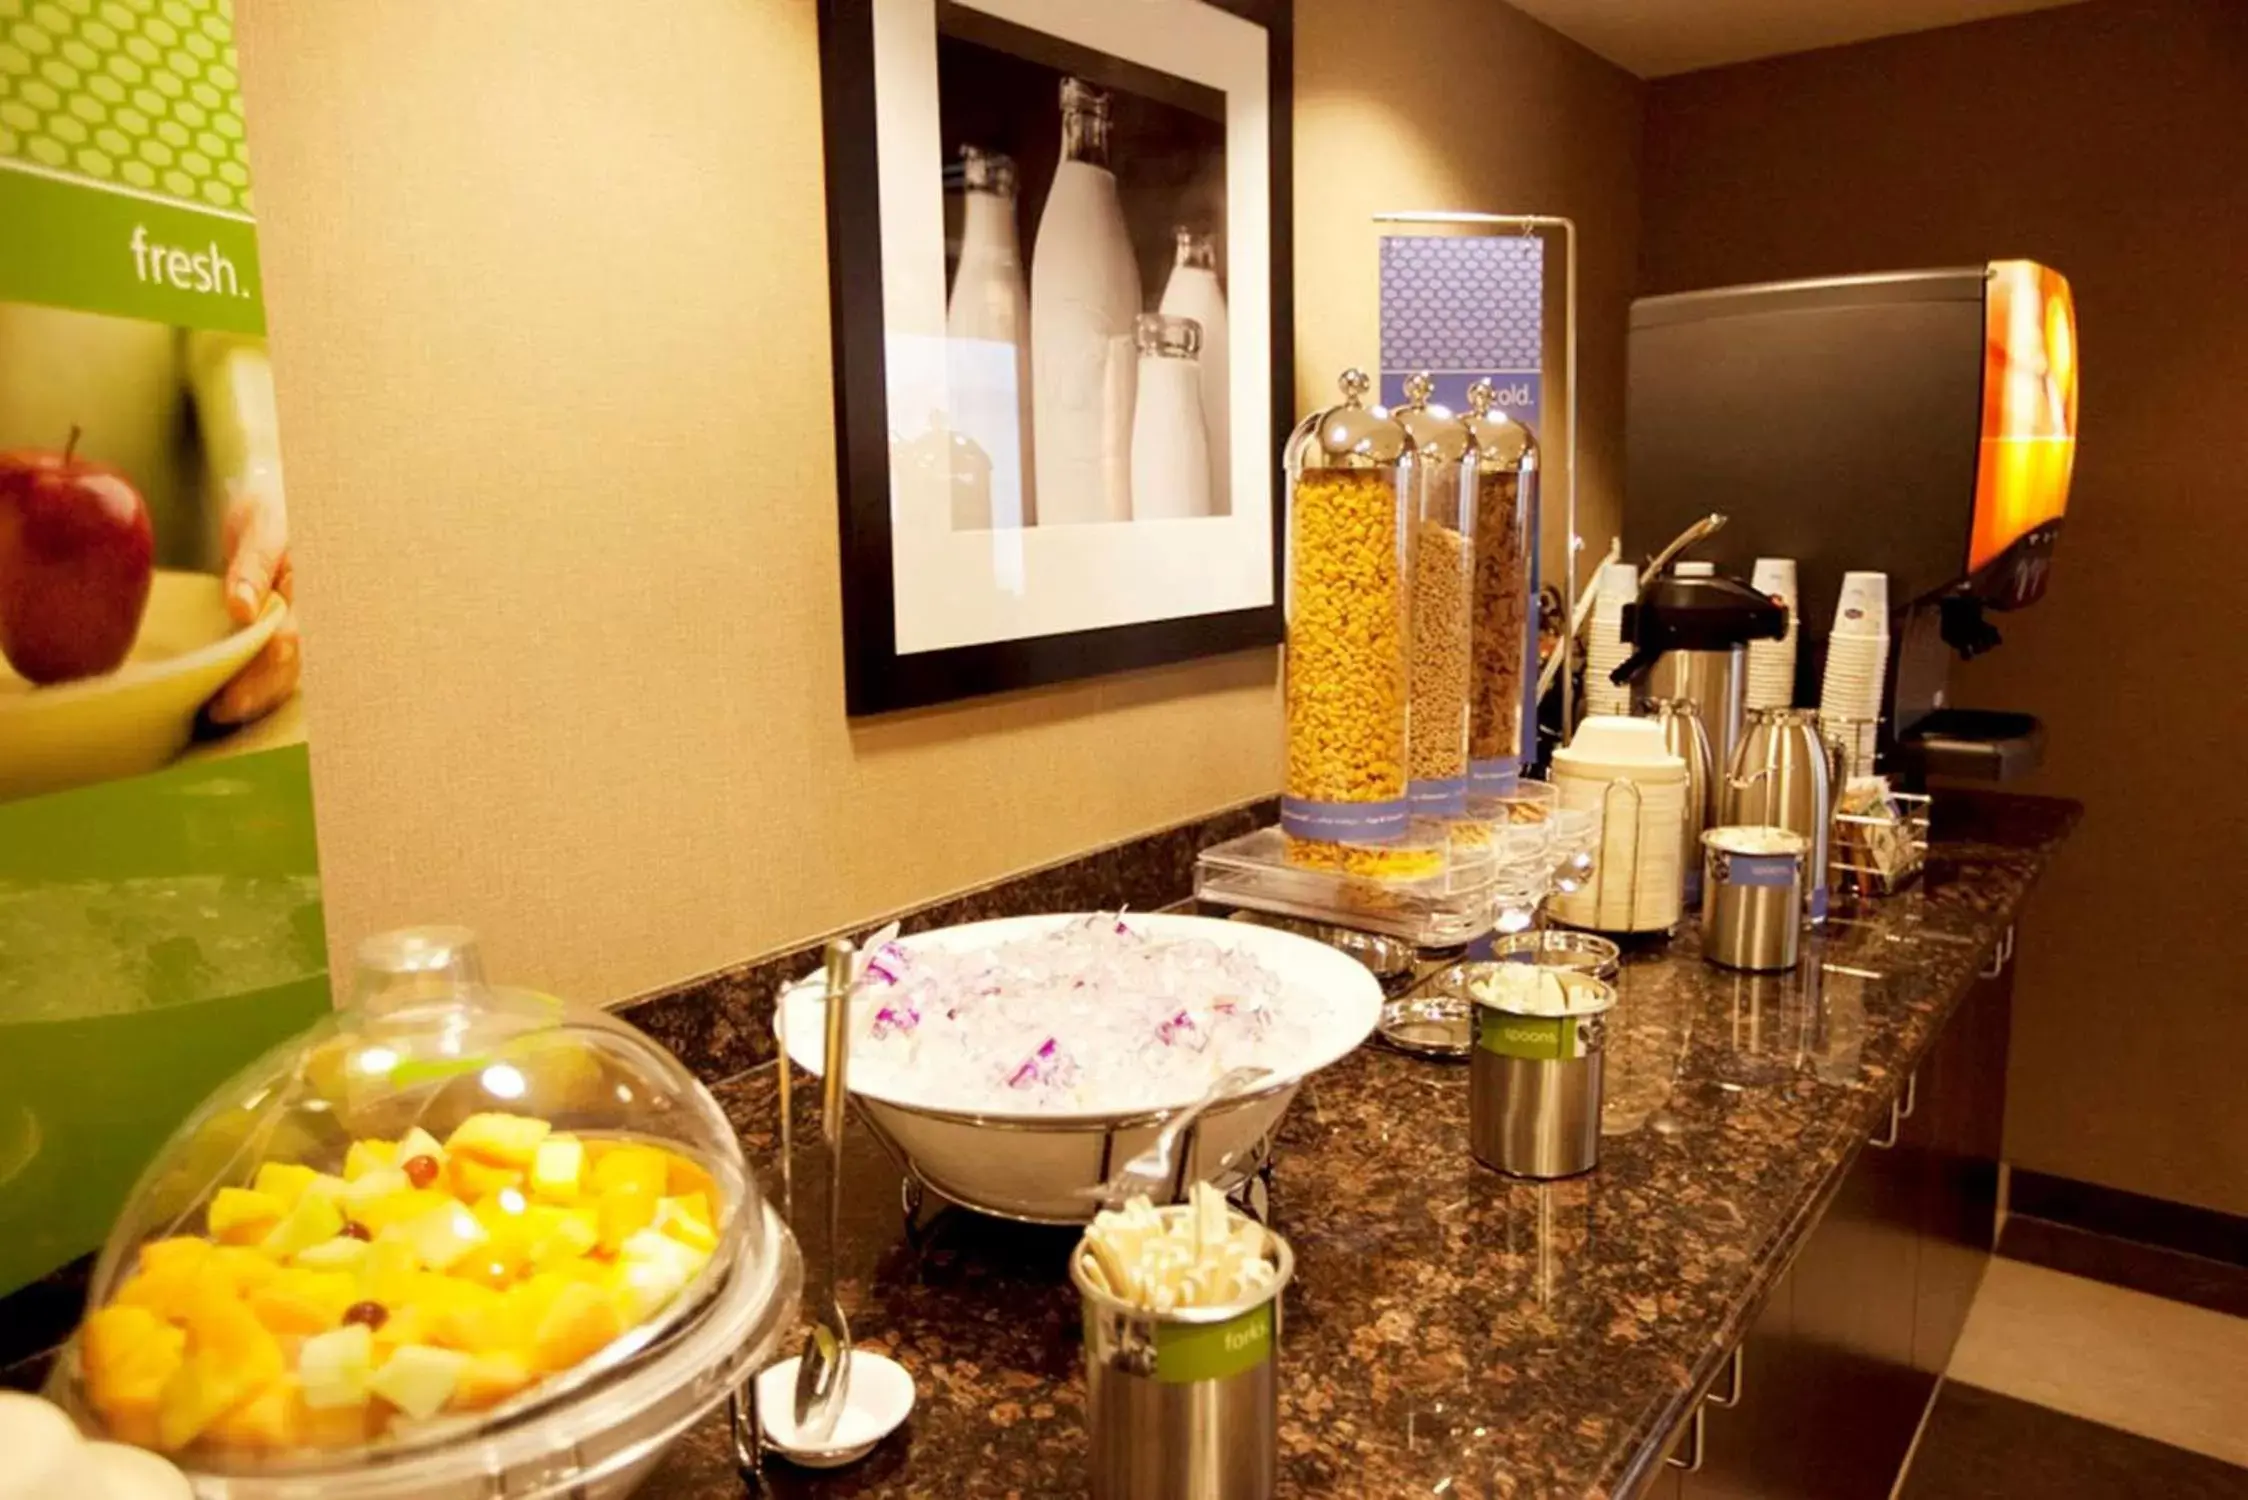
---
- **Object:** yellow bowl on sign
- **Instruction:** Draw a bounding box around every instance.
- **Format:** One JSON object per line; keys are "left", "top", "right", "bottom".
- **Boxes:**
{"left": 0, "top": 569, "right": 283, "bottom": 803}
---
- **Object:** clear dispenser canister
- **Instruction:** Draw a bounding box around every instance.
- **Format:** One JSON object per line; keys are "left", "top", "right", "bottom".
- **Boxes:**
{"left": 1462, "top": 380, "right": 1539, "bottom": 805}
{"left": 1396, "top": 372, "right": 1477, "bottom": 824}
{"left": 1281, "top": 369, "right": 1436, "bottom": 878}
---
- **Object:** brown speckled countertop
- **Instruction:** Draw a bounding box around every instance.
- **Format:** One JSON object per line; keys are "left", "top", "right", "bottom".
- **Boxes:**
{"left": 637, "top": 792, "right": 2078, "bottom": 1498}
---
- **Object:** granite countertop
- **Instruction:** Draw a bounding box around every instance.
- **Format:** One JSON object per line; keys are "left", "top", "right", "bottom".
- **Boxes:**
{"left": 640, "top": 792, "right": 2080, "bottom": 1499}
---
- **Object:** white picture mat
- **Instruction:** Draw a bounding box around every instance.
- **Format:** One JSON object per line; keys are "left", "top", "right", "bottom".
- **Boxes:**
{"left": 872, "top": 0, "right": 1275, "bottom": 655}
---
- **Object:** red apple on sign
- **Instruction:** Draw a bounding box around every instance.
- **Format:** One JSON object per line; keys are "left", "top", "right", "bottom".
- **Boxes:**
{"left": 0, "top": 428, "right": 155, "bottom": 685}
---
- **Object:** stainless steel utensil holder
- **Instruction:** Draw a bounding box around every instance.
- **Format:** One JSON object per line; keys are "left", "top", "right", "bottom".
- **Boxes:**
{"left": 1073, "top": 1223, "right": 1295, "bottom": 1500}
{"left": 1469, "top": 974, "right": 1615, "bottom": 1178}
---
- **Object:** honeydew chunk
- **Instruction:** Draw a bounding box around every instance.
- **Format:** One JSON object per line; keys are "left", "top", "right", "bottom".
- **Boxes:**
{"left": 296, "top": 1324, "right": 375, "bottom": 1411}
{"left": 530, "top": 1136, "right": 585, "bottom": 1202}
{"left": 338, "top": 1165, "right": 411, "bottom": 1207}
{"left": 396, "top": 1126, "right": 447, "bottom": 1168}
{"left": 652, "top": 1193, "right": 716, "bottom": 1253}
{"left": 259, "top": 1192, "right": 346, "bottom": 1260}
{"left": 368, "top": 1344, "right": 468, "bottom": 1421}
{"left": 395, "top": 1200, "right": 490, "bottom": 1272}
{"left": 611, "top": 1229, "right": 705, "bottom": 1323}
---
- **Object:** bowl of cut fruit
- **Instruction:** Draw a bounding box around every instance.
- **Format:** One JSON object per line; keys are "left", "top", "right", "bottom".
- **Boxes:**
{"left": 45, "top": 926, "right": 799, "bottom": 1500}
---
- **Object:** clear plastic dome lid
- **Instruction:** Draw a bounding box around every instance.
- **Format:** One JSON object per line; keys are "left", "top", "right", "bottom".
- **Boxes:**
{"left": 1285, "top": 367, "right": 1413, "bottom": 474}
{"left": 1463, "top": 378, "right": 1539, "bottom": 472}
{"left": 49, "top": 927, "right": 797, "bottom": 1496}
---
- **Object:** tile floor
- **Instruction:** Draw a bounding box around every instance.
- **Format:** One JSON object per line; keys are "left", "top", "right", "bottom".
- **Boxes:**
{"left": 1900, "top": 1213, "right": 2248, "bottom": 1498}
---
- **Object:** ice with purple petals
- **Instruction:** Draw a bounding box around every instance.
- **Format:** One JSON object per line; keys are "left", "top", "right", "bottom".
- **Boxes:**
{"left": 847, "top": 914, "right": 1305, "bottom": 1111}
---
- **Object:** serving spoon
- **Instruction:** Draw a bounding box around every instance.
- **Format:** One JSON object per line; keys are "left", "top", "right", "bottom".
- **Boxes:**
{"left": 792, "top": 938, "right": 856, "bottom": 1442}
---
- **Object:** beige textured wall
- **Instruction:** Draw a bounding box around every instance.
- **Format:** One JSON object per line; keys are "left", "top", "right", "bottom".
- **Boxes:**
{"left": 234, "top": 0, "right": 1639, "bottom": 1009}
{"left": 1294, "top": 0, "right": 1644, "bottom": 581}
{"left": 1642, "top": 0, "right": 2248, "bottom": 1215}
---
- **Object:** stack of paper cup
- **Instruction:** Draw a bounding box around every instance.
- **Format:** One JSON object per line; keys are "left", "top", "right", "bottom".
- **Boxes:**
{"left": 1583, "top": 562, "right": 1639, "bottom": 717}
{"left": 1745, "top": 558, "right": 1799, "bottom": 710}
{"left": 1819, "top": 570, "right": 1890, "bottom": 776}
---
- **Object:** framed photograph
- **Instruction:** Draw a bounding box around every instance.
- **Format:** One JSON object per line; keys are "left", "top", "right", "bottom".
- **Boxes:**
{"left": 818, "top": 0, "right": 1292, "bottom": 714}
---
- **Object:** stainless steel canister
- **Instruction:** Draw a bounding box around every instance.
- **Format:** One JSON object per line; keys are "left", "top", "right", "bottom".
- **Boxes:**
{"left": 1649, "top": 698, "right": 1716, "bottom": 908}
{"left": 1468, "top": 970, "right": 1616, "bottom": 1178}
{"left": 1720, "top": 706, "right": 1834, "bottom": 923}
{"left": 1644, "top": 644, "right": 1746, "bottom": 774}
{"left": 1073, "top": 1217, "right": 1295, "bottom": 1500}
{"left": 1701, "top": 826, "right": 1809, "bottom": 971}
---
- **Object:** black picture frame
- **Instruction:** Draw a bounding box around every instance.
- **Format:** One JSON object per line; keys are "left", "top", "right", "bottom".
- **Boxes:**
{"left": 817, "top": 0, "right": 1293, "bottom": 716}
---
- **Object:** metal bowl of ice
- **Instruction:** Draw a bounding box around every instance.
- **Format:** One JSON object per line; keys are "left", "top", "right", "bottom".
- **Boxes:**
{"left": 774, "top": 913, "right": 1383, "bottom": 1223}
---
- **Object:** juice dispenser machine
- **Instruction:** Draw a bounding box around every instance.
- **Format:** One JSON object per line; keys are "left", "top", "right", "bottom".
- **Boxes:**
{"left": 1622, "top": 261, "right": 2078, "bottom": 781}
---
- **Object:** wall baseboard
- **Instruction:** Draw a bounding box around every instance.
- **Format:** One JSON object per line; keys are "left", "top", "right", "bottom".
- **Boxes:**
{"left": 2008, "top": 1167, "right": 2248, "bottom": 1270}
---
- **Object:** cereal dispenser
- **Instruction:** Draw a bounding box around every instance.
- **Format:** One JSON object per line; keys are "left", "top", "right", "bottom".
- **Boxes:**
{"left": 1396, "top": 373, "right": 1477, "bottom": 823}
{"left": 1461, "top": 379, "right": 1539, "bottom": 805}
{"left": 1279, "top": 369, "right": 1434, "bottom": 878}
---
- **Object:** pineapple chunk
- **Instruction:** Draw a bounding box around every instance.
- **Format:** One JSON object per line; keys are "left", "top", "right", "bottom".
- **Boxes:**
{"left": 532, "top": 1206, "right": 601, "bottom": 1270}
{"left": 452, "top": 1352, "right": 535, "bottom": 1411}
{"left": 369, "top": 1343, "right": 468, "bottom": 1420}
{"left": 81, "top": 1305, "right": 186, "bottom": 1443}
{"left": 207, "top": 1187, "right": 285, "bottom": 1246}
{"left": 207, "top": 1374, "right": 306, "bottom": 1450}
{"left": 529, "top": 1136, "right": 585, "bottom": 1202}
{"left": 159, "top": 1292, "right": 284, "bottom": 1450}
{"left": 297, "top": 1323, "right": 375, "bottom": 1410}
{"left": 293, "top": 1236, "right": 371, "bottom": 1272}
{"left": 211, "top": 1245, "right": 283, "bottom": 1296}
{"left": 662, "top": 1149, "right": 720, "bottom": 1204}
{"left": 343, "top": 1139, "right": 397, "bottom": 1180}
{"left": 529, "top": 1282, "right": 622, "bottom": 1374}
{"left": 445, "top": 1113, "right": 551, "bottom": 1170}
{"left": 259, "top": 1192, "right": 347, "bottom": 1260}
{"left": 611, "top": 1230, "right": 706, "bottom": 1324}
{"left": 596, "top": 1187, "right": 659, "bottom": 1255}
{"left": 251, "top": 1161, "right": 320, "bottom": 1208}
{"left": 449, "top": 1154, "right": 522, "bottom": 1202}
{"left": 114, "top": 1238, "right": 216, "bottom": 1320}
{"left": 248, "top": 1268, "right": 358, "bottom": 1336}
{"left": 353, "top": 1186, "right": 452, "bottom": 1237}
{"left": 590, "top": 1145, "right": 669, "bottom": 1199}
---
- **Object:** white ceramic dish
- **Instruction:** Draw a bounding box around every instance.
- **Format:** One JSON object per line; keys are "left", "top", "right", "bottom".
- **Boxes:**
{"left": 0, "top": 570, "right": 283, "bottom": 801}
{"left": 755, "top": 1352, "right": 915, "bottom": 1468}
{"left": 775, "top": 913, "right": 1383, "bottom": 1222}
